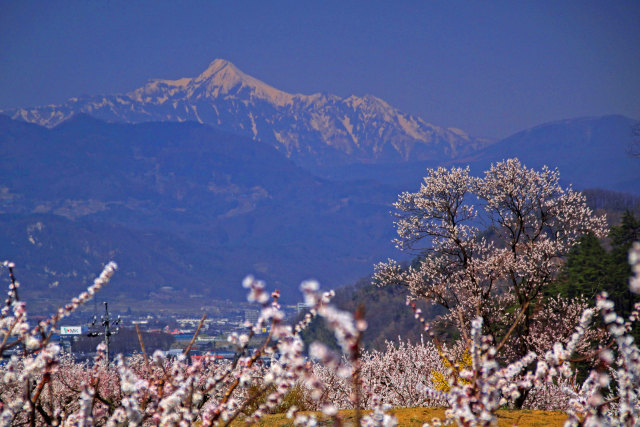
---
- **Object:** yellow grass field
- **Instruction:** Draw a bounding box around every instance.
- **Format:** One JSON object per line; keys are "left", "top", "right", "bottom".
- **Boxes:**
{"left": 236, "top": 407, "right": 568, "bottom": 426}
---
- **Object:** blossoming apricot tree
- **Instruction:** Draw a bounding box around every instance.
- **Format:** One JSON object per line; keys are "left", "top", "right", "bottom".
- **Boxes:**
{"left": 374, "top": 159, "right": 607, "bottom": 360}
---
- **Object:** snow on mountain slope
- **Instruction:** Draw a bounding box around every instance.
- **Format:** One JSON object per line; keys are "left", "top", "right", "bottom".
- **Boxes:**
{"left": 2, "top": 59, "right": 491, "bottom": 167}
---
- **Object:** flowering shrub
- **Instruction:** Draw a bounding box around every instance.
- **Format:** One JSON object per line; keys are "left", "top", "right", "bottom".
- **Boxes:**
{"left": 431, "top": 348, "right": 472, "bottom": 393}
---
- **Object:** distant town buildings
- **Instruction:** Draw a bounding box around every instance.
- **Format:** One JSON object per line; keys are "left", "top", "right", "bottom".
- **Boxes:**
{"left": 27, "top": 298, "right": 303, "bottom": 359}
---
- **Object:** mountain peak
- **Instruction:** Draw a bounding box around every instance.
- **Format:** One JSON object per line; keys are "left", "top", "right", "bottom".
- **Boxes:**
{"left": 193, "top": 59, "right": 294, "bottom": 106}
{"left": 196, "top": 58, "right": 243, "bottom": 82}
{"left": 209, "top": 58, "right": 235, "bottom": 69}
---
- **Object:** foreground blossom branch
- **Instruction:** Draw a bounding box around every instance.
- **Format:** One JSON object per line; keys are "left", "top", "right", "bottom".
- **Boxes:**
{"left": 0, "top": 261, "right": 118, "bottom": 425}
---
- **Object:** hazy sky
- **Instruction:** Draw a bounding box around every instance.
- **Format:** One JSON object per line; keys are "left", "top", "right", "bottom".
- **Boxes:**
{"left": 1, "top": 0, "right": 638, "bottom": 138}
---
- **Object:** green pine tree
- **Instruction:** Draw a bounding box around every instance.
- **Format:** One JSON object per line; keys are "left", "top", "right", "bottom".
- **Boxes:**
{"left": 549, "top": 233, "right": 611, "bottom": 300}
{"left": 607, "top": 211, "right": 640, "bottom": 317}
{"left": 549, "top": 212, "right": 640, "bottom": 312}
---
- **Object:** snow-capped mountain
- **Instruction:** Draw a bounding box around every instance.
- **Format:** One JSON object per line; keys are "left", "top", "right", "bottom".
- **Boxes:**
{"left": 2, "top": 59, "right": 490, "bottom": 167}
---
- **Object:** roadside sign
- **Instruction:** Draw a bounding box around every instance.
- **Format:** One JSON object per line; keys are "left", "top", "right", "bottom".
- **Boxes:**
{"left": 60, "top": 326, "right": 83, "bottom": 335}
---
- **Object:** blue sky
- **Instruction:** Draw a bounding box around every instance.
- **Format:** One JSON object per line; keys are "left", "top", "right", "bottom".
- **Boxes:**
{"left": 1, "top": 0, "right": 638, "bottom": 138}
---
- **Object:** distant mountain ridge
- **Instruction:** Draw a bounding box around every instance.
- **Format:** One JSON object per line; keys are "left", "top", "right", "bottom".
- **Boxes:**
{"left": 0, "top": 115, "right": 400, "bottom": 305}
{"left": 470, "top": 114, "right": 640, "bottom": 194}
{"left": 312, "top": 114, "right": 640, "bottom": 195}
{"left": 1, "top": 59, "right": 490, "bottom": 168}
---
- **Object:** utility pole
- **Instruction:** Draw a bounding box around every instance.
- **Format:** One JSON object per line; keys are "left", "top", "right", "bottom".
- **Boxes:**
{"left": 88, "top": 301, "right": 120, "bottom": 364}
